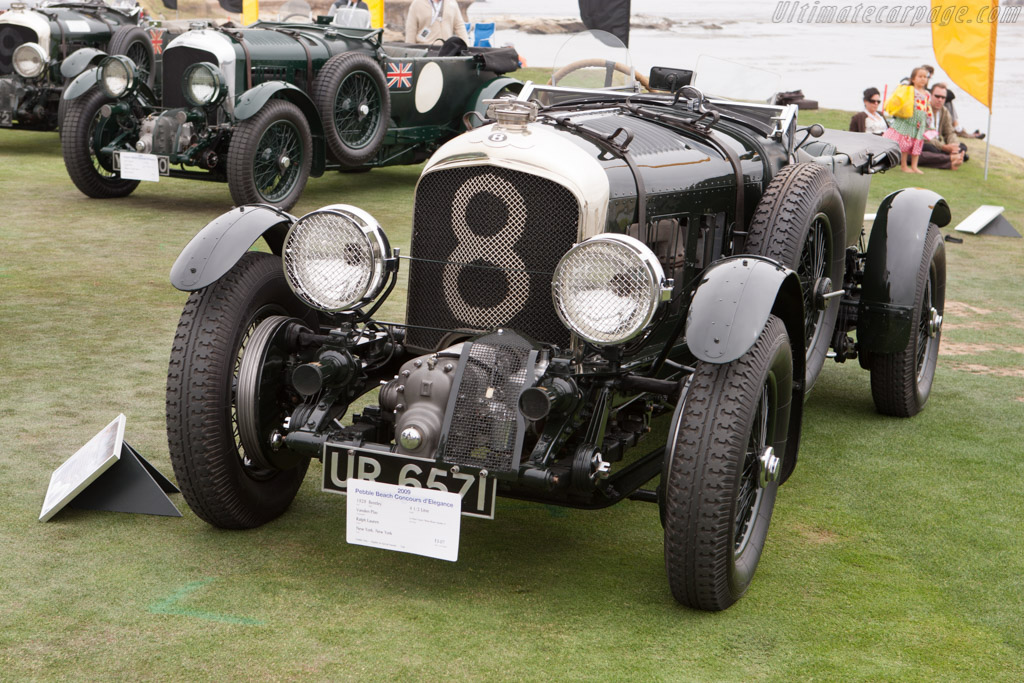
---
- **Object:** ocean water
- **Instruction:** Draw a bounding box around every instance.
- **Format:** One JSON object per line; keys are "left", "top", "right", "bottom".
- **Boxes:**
{"left": 468, "top": 0, "right": 1024, "bottom": 159}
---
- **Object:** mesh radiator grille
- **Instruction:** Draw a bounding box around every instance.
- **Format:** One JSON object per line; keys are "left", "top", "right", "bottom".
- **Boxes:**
{"left": 440, "top": 331, "right": 535, "bottom": 474}
{"left": 405, "top": 166, "right": 579, "bottom": 351}
{"left": 162, "top": 46, "right": 219, "bottom": 108}
{"left": 0, "top": 25, "right": 37, "bottom": 76}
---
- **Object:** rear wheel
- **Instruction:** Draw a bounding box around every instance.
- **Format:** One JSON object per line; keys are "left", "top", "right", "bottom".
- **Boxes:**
{"left": 663, "top": 315, "right": 793, "bottom": 611}
{"left": 61, "top": 87, "right": 140, "bottom": 199}
{"left": 166, "top": 252, "right": 314, "bottom": 529}
{"left": 312, "top": 51, "right": 389, "bottom": 166}
{"left": 870, "top": 224, "right": 945, "bottom": 416}
{"left": 746, "top": 162, "right": 846, "bottom": 391}
{"left": 227, "top": 99, "right": 312, "bottom": 210}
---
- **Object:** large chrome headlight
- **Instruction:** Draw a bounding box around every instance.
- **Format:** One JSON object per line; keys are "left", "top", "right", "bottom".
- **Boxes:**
{"left": 12, "top": 43, "right": 46, "bottom": 79}
{"left": 283, "top": 205, "right": 391, "bottom": 312}
{"left": 99, "top": 55, "right": 138, "bottom": 98}
{"left": 552, "top": 234, "right": 672, "bottom": 345}
{"left": 182, "top": 62, "right": 226, "bottom": 107}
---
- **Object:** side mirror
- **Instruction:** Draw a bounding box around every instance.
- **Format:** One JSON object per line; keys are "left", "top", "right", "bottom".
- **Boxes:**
{"left": 648, "top": 66, "right": 693, "bottom": 92}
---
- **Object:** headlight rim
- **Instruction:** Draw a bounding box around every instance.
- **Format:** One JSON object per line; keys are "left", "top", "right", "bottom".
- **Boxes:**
{"left": 182, "top": 61, "right": 227, "bottom": 108}
{"left": 551, "top": 233, "right": 669, "bottom": 347}
{"left": 12, "top": 43, "right": 46, "bottom": 79}
{"left": 98, "top": 55, "right": 138, "bottom": 99}
{"left": 282, "top": 204, "right": 392, "bottom": 313}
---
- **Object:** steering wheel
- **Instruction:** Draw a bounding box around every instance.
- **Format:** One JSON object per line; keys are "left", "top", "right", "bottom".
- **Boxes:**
{"left": 549, "top": 58, "right": 651, "bottom": 90}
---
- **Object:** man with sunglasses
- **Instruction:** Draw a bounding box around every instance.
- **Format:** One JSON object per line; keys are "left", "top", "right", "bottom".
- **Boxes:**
{"left": 849, "top": 87, "right": 889, "bottom": 135}
{"left": 919, "top": 82, "right": 967, "bottom": 170}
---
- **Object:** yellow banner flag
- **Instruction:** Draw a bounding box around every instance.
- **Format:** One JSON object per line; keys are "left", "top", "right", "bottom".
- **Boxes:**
{"left": 931, "top": 0, "right": 998, "bottom": 109}
{"left": 242, "top": 0, "right": 258, "bottom": 25}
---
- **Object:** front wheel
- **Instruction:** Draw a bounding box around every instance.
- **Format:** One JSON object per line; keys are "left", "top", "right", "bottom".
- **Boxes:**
{"left": 870, "top": 224, "right": 945, "bottom": 417}
{"left": 61, "top": 87, "right": 140, "bottom": 199}
{"left": 662, "top": 315, "right": 794, "bottom": 611}
{"left": 227, "top": 99, "right": 312, "bottom": 211}
{"left": 166, "top": 252, "right": 315, "bottom": 529}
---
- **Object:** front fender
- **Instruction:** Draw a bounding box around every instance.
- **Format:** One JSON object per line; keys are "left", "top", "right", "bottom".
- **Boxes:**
{"left": 63, "top": 66, "right": 99, "bottom": 101}
{"left": 686, "top": 256, "right": 805, "bottom": 373}
{"left": 859, "top": 188, "right": 950, "bottom": 353}
{"left": 61, "top": 48, "right": 107, "bottom": 80}
{"left": 234, "top": 82, "right": 321, "bottom": 126}
{"left": 170, "top": 204, "right": 296, "bottom": 291}
{"left": 684, "top": 255, "right": 806, "bottom": 483}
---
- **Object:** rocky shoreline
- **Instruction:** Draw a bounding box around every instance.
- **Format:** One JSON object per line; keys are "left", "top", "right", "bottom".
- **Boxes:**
{"left": 485, "top": 15, "right": 732, "bottom": 34}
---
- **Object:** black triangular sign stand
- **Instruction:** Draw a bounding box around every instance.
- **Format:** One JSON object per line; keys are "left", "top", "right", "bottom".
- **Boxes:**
{"left": 977, "top": 214, "right": 1022, "bottom": 238}
{"left": 68, "top": 441, "right": 182, "bottom": 517}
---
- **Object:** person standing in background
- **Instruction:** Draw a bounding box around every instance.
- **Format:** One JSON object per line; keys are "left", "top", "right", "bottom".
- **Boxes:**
{"left": 883, "top": 66, "right": 931, "bottom": 174}
{"left": 405, "top": 0, "right": 470, "bottom": 44}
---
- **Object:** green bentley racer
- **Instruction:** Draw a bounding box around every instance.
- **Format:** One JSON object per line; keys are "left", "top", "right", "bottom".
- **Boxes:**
{"left": 59, "top": 14, "right": 522, "bottom": 210}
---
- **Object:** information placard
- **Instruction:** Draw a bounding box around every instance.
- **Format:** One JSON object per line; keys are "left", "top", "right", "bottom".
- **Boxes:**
{"left": 346, "top": 479, "right": 461, "bottom": 561}
{"left": 118, "top": 152, "right": 161, "bottom": 182}
{"left": 39, "top": 414, "right": 124, "bottom": 522}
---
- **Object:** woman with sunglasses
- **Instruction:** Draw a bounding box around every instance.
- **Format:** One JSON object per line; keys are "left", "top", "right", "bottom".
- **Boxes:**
{"left": 849, "top": 87, "right": 889, "bottom": 135}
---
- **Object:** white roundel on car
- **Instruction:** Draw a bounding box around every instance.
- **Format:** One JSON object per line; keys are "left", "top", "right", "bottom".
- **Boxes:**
{"left": 414, "top": 61, "right": 443, "bottom": 113}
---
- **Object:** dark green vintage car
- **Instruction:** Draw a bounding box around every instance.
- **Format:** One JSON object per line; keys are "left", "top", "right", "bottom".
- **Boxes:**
{"left": 59, "top": 14, "right": 521, "bottom": 210}
{"left": 162, "top": 36, "right": 949, "bottom": 610}
{"left": 0, "top": 0, "right": 159, "bottom": 130}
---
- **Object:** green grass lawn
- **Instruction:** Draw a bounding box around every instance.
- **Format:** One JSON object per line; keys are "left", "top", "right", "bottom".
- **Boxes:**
{"left": 1, "top": 105, "right": 1022, "bottom": 680}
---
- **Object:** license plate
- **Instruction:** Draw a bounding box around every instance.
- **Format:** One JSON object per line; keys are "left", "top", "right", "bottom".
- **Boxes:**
{"left": 322, "top": 444, "right": 496, "bottom": 519}
{"left": 0, "top": 110, "right": 12, "bottom": 127}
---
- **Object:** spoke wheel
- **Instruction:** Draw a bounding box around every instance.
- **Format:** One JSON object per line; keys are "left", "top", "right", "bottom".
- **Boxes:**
{"left": 312, "top": 51, "right": 389, "bottom": 166}
{"left": 746, "top": 162, "right": 846, "bottom": 391}
{"left": 870, "top": 224, "right": 945, "bottom": 417}
{"left": 227, "top": 99, "right": 312, "bottom": 210}
{"left": 61, "top": 87, "right": 140, "bottom": 198}
{"left": 662, "top": 315, "right": 793, "bottom": 611}
{"left": 167, "top": 252, "right": 316, "bottom": 529}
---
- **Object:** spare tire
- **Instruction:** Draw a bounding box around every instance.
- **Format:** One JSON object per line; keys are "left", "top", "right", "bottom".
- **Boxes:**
{"left": 312, "top": 51, "right": 389, "bottom": 166}
{"left": 107, "top": 26, "right": 156, "bottom": 90}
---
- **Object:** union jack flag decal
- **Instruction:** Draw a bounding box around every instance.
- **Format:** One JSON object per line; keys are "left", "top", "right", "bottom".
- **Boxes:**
{"left": 149, "top": 29, "right": 164, "bottom": 55}
{"left": 386, "top": 62, "right": 413, "bottom": 90}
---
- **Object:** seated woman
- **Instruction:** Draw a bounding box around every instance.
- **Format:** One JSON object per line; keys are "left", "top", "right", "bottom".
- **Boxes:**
{"left": 849, "top": 87, "right": 888, "bottom": 135}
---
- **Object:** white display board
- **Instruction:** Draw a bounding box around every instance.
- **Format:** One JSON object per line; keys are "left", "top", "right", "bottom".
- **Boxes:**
{"left": 39, "top": 414, "right": 125, "bottom": 522}
{"left": 955, "top": 205, "right": 1005, "bottom": 234}
{"left": 346, "top": 479, "right": 461, "bottom": 561}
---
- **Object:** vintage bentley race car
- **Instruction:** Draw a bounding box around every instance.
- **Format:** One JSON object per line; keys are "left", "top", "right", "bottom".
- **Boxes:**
{"left": 59, "top": 12, "right": 521, "bottom": 210}
{"left": 0, "top": 0, "right": 159, "bottom": 130}
{"left": 163, "top": 36, "right": 948, "bottom": 610}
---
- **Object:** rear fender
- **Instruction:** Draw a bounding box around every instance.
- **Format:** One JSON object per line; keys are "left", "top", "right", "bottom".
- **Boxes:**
{"left": 685, "top": 255, "right": 806, "bottom": 480}
{"left": 169, "top": 205, "right": 296, "bottom": 291}
{"left": 233, "top": 82, "right": 326, "bottom": 176}
{"left": 859, "top": 188, "right": 950, "bottom": 353}
{"left": 61, "top": 48, "right": 107, "bottom": 80}
{"left": 63, "top": 67, "right": 99, "bottom": 101}
{"left": 467, "top": 77, "right": 522, "bottom": 121}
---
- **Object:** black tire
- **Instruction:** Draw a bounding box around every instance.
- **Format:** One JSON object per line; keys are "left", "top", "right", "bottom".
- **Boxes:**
{"left": 870, "top": 224, "right": 945, "bottom": 417}
{"left": 61, "top": 87, "right": 140, "bottom": 199}
{"left": 663, "top": 315, "right": 794, "bottom": 611}
{"left": 166, "top": 252, "right": 314, "bottom": 529}
{"left": 746, "top": 162, "right": 846, "bottom": 391}
{"left": 312, "top": 51, "right": 389, "bottom": 166}
{"left": 107, "top": 26, "right": 157, "bottom": 90}
{"left": 227, "top": 99, "right": 312, "bottom": 211}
